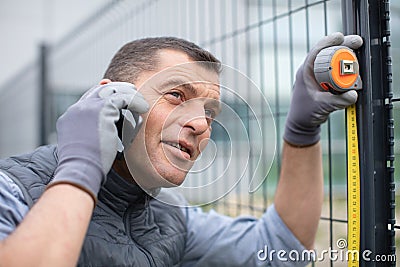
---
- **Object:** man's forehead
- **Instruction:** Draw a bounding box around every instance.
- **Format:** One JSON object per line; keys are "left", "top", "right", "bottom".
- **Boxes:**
{"left": 156, "top": 49, "right": 219, "bottom": 80}
{"left": 136, "top": 49, "right": 220, "bottom": 98}
{"left": 153, "top": 64, "right": 219, "bottom": 84}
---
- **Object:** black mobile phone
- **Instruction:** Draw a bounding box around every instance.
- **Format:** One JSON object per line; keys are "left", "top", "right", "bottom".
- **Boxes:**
{"left": 116, "top": 110, "right": 143, "bottom": 159}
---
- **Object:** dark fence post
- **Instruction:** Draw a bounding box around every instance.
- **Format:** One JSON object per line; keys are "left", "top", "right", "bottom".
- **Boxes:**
{"left": 343, "top": 0, "right": 395, "bottom": 265}
{"left": 39, "top": 43, "right": 49, "bottom": 146}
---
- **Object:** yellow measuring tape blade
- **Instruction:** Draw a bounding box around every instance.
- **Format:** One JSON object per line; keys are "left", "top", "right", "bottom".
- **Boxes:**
{"left": 346, "top": 103, "right": 361, "bottom": 267}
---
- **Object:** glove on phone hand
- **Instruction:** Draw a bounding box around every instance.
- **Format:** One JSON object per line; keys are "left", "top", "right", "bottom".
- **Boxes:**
{"left": 284, "top": 32, "right": 363, "bottom": 146}
{"left": 49, "top": 82, "right": 149, "bottom": 201}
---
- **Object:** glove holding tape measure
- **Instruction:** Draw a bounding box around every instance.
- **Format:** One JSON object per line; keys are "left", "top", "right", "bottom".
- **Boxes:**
{"left": 48, "top": 82, "right": 149, "bottom": 201}
{"left": 284, "top": 32, "right": 363, "bottom": 146}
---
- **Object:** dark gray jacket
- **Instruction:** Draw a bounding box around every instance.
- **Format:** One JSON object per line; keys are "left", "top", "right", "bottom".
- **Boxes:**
{"left": 0, "top": 145, "right": 186, "bottom": 266}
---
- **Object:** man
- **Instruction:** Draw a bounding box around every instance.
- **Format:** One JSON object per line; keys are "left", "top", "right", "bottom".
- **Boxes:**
{"left": 0, "top": 33, "right": 362, "bottom": 266}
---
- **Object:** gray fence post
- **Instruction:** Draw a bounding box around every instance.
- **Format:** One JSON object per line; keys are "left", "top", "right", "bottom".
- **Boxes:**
{"left": 39, "top": 43, "right": 49, "bottom": 146}
{"left": 342, "top": 0, "right": 395, "bottom": 265}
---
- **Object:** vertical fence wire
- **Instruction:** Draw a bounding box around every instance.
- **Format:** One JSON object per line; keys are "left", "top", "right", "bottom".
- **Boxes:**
{"left": 231, "top": 0, "right": 241, "bottom": 217}
{"left": 244, "top": 0, "right": 255, "bottom": 216}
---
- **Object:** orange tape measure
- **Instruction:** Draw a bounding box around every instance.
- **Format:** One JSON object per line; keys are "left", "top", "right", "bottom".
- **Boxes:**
{"left": 314, "top": 46, "right": 362, "bottom": 267}
{"left": 314, "top": 46, "right": 362, "bottom": 94}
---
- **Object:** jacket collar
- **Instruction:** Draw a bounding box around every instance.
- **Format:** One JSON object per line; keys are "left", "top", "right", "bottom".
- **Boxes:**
{"left": 97, "top": 168, "right": 149, "bottom": 217}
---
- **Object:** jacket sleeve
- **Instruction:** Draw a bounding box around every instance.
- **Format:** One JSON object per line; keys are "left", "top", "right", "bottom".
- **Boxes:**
{"left": 0, "top": 171, "right": 29, "bottom": 240}
{"left": 181, "top": 204, "right": 311, "bottom": 267}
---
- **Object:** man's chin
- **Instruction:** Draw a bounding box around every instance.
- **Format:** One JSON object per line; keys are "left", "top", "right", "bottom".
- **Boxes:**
{"left": 133, "top": 171, "right": 187, "bottom": 190}
{"left": 155, "top": 173, "right": 186, "bottom": 188}
{"left": 161, "top": 178, "right": 185, "bottom": 188}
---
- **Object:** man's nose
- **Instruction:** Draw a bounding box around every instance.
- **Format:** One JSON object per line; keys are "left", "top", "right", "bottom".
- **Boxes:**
{"left": 181, "top": 103, "right": 209, "bottom": 136}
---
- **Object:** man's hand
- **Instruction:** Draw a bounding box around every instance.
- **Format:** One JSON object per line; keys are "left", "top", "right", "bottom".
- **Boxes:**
{"left": 277, "top": 33, "right": 363, "bottom": 249}
{"left": 284, "top": 32, "right": 363, "bottom": 146}
{"left": 48, "top": 82, "right": 149, "bottom": 201}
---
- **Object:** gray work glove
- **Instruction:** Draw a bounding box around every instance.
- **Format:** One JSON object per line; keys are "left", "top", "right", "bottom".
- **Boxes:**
{"left": 48, "top": 82, "right": 149, "bottom": 201}
{"left": 284, "top": 32, "right": 363, "bottom": 146}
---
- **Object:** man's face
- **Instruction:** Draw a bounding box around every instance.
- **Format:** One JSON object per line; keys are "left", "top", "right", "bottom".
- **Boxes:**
{"left": 125, "top": 49, "right": 221, "bottom": 189}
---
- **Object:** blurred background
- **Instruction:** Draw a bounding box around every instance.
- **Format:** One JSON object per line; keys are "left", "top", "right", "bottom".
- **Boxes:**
{"left": 0, "top": 0, "right": 108, "bottom": 86}
{"left": 0, "top": 0, "right": 399, "bottom": 266}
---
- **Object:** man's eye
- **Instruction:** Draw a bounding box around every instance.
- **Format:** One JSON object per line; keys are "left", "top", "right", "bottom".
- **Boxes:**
{"left": 170, "top": 92, "right": 182, "bottom": 99}
{"left": 205, "top": 109, "right": 216, "bottom": 119}
{"left": 165, "top": 91, "right": 184, "bottom": 104}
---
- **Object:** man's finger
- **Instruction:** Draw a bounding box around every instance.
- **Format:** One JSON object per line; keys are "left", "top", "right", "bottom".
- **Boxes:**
{"left": 341, "top": 35, "right": 363, "bottom": 49}
{"left": 110, "top": 93, "right": 149, "bottom": 114}
{"left": 307, "top": 32, "right": 345, "bottom": 63}
{"left": 318, "top": 90, "right": 358, "bottom": 109}
{"left": 314, "top": 32, "right": 345, "bottom": 50}
{"left": 98, "top": 82, "right": 140, "bottom": 98}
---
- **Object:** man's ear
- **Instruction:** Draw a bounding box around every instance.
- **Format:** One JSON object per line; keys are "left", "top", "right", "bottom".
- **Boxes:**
{"left": 99, "top": 79, "right": 112, "bottom": 85}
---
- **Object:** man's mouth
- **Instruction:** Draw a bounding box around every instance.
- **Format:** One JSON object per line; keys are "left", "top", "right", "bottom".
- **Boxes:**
{"left": 162, "top": 141, "right": 192, "bottom": 158}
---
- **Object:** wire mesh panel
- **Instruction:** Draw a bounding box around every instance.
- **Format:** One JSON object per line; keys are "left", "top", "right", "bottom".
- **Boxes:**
{"left": 0, "top": 0, "right": 398, "bottom": 266}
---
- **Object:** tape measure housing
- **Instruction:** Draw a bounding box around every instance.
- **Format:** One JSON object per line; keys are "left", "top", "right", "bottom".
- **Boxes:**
{"left": 314, "top": 46, "right": 362, "bottom": 94}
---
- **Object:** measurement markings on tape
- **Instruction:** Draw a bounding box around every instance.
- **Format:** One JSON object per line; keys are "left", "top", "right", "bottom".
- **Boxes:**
{"left": 346, "top": 104, "right": 360, "bottom": 267}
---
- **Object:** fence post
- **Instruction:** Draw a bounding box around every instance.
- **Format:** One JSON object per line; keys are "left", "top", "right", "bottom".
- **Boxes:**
{"left": 342, "top": 0, "right": 395, "bottom": 265}
{"left": 39, "top": 43, "right": 49, "bottom": 146}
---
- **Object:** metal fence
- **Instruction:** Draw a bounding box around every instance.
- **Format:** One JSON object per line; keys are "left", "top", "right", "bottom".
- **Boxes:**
{"left": 0, "top": 0, "right": 398, "bottom": 266}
